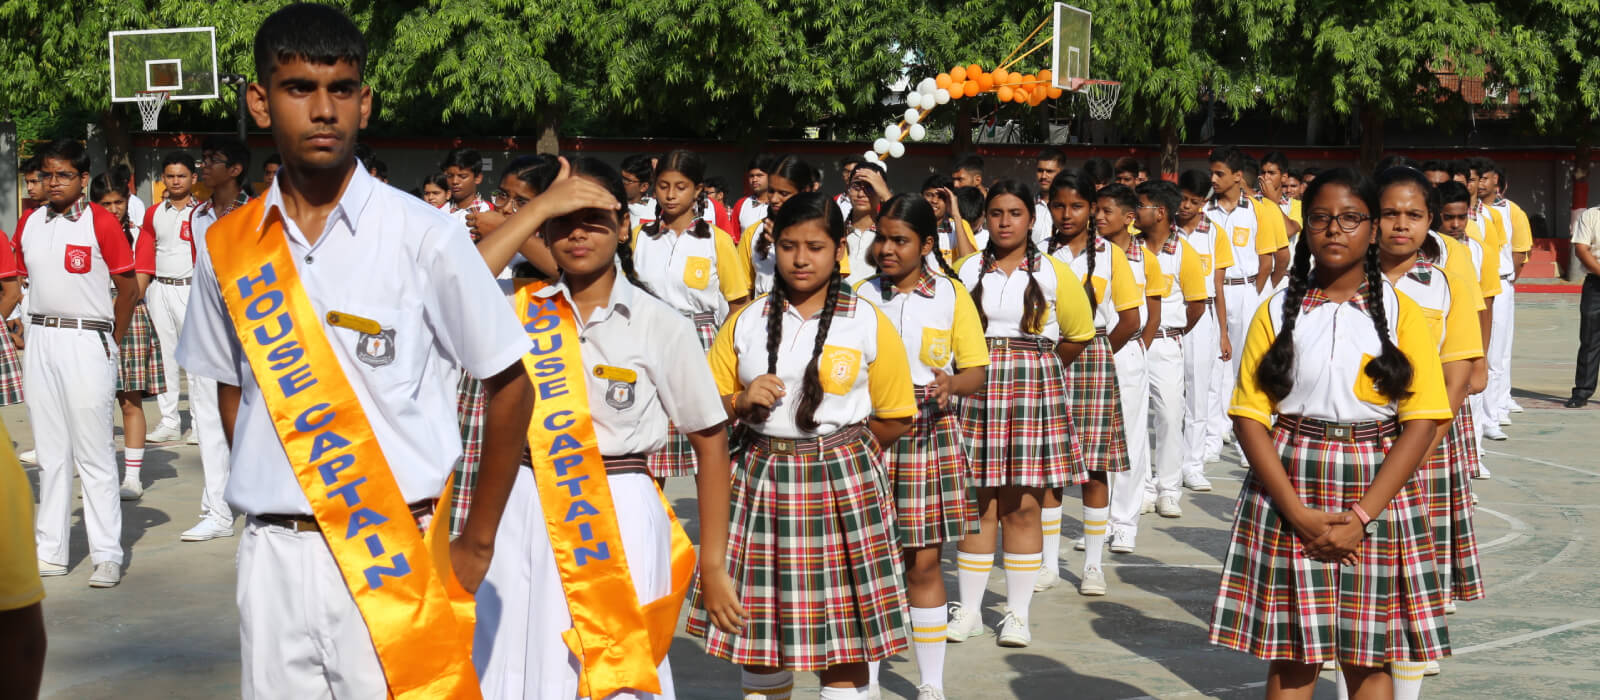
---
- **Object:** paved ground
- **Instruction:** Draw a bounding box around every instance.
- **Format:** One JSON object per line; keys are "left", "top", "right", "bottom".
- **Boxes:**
{"left": 19, "top": 293, "right": 1598, "bottom": 699}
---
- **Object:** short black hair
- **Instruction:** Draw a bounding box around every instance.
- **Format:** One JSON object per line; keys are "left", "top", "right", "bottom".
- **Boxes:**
{"left": 503, "top": 154, "right": 562, "bottom": 194}
{"left": 1036, "top": 148, "right": 1068, "bottom": 166}
{"left": 1437, "top": 181, "right": 1471, "bottom": 207}
{"left": 202, "top": 135, "right": 252, "bottom": 185}
{"left": 37, "top": 138, "right": 92, "bottom": 175}
{"left": 1241, "top": 156, "right": 1261, "bottom": 185}
{"left": 263, "top": 152, "right": 281, "bottom": 172}
{"left": 254, "top": 3, "right": 367, "bottom": 83}
{"left": 159, "top": 150, "right": 197, "bottom": 176}
{"left": 21, "top": 155, "right": 41, "bottom": 175}
{"left": 423, "top": 171, "right": 449, "bottom": 192}
{"left": 1419, "top": 159, "right": 1450, "bottom": 175}
{"left": 1177, "top": 168, "right": 1210, "bottom": 198}
{"left": 954, "top": 185, "right": 984, "bottom": 223}
{"left": 1136, "top": 180, "right": 1182, "bottom": 221}
{"left": 1097, "top": 182, "right": 1138, "bottom": 212}
{"left": 1208, "top": 145, "right": 1246, "bottom": 172}
{"left": 1261, "top": 151, "right": 1290, "bottom": 171}
{"left": 1112, "top": 156, "right": 1141, "bottom": 177}
{"left": 112, "top": 163, "right": 134, "bottom": 186}
{"left": 704, "top": 176, "right": 729, "bottom": 193}
{"left": 921, "top": 173, "right": 954, "bottom": 192}
{"left": 368, "top": 158, "right": 388, "bottom": 180}
{"left": 1301, "top": 166, "right": 1321, "bottom": 178}
{"left": 619, "top": 154, "right": 654, "bottom": 182}
{"left": 440, "top": 147, "right": 483, "bottom": 175}
{"left": 1374, "top": 154, "right": 1418, "bottom": 174}
{"left": 1082, "top": 157, "right": 1114, "bottom": 188}
{"left": 840, "top": 154, "right": 868, "bottom": 169}
{"left": 953, "top": 154, "right": 984, "bottom": 174}
{"left": 746, "top": 154, "right": 776, "bottom": 172}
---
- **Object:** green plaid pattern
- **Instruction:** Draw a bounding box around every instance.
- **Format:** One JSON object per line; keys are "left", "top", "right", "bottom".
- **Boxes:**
{"left": 115, "top": 305, "right": 166, "bottom": 396}
{"left": 1439, "top": 401, "right": 1484, "bottom": 601}
{"left": 960, "top": 337, "right": 1087, "bottom": 488}
{"left": 450, "top": 372, "right": 486, "bottom": 537}
{"left": 881, "top": 384, "right": 977, "bottom": 547}
{"left": 1065, "top": 334, "right": 1129, "bottom": 473}
{"left": 1210, "top": 415, "right": 1450, "bottom": 666}
{"left": 0, "top": 321, "right": 21, "bottom": 405}
{"left": 647, "top": 313, "right": 717, "bottom": 479}
{"left": 687, "top": 427, "right": 909, "bottom": 670}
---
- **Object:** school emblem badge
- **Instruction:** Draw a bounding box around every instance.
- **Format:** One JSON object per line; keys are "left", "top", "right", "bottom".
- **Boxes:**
{"left": 604, "top": 379, "right": 635, "bottom": 409}
{"left": 818, "top": 345, "right": 862, "bottom": 396}
{"left": 179, "top": 221, "right": 193, "bottom": 242}
{"left": 64, "top": 245, "right": 92, "bottom": 273}
{"left": 355, "top": 329, "right": 396, "bottom": 367}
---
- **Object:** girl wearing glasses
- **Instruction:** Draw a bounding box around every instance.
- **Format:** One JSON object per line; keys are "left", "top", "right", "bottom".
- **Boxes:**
{"left": 1210, "top": 168, "right": 1453, "bottom": 700}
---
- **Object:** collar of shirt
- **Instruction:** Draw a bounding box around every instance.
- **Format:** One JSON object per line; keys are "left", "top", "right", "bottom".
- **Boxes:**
{"left": 1490, "top": 195, "right": 1508, "bottom": 207}
{"left": 1301, "top": 283, "right": 1373, "bottom": 313}
{"left": 258, "top": 164, "right": 375, "bottom": 244}
{"left": 162, "top": 196, "right": 197, "bottom": 212}
{"left": 1279, "top": 194, "right": 1291, "bottom": 206}
{"left": 1139, "top": 230, "right": 1180, "bottom": 255}
{"left": 196, "top": 191, "right": 251, "bottom": 219}
{"left": 769, "top": 285, "right": 859, "bottom": 322}
{"left": 1406, "top": 258, "right": 1434, "bottom": 285}
{"left": 447, "top": 194, "right": 484, "bottom": 214}
{"left": 873, "top": 271, "right": 939, "bottom": 302}
{"left": 980, "top": 250, "right": 1044, "bottom": 274}
{"left": 44, "top": 196, "right": 90, "bottom": 222}
{"left": 1206, "top": 193, "right": 1250, "bottom": 213}
{"left": 531, "top": 271, "right": 638, "bottom": 327}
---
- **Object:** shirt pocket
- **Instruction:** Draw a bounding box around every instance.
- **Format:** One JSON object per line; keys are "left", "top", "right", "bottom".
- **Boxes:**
{"left": 1352, "top": 353, "right": 1390, "bottom": 406}
{"left": 1232, "top": 226, "right": 1250, "bottom": 248}
{"left": 65, "top": 244, "right": 93, "bottom": 274}
{"left": 1420, "top": 308, "right": 1445, "bottom": 344}
{"left": 919, "top": 326, "right": 953, "bottom": 369}
{"left": 328, "top": 303, "right": 421, "bottom": 396}
{"left": 817, "top": 344, "right": 863, "bottom": 396}
{"left": 682, "top": 256, "right": 712, "bottom": 290}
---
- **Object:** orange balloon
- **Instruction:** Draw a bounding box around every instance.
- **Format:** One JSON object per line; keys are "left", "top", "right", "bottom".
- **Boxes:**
{"left": 1038, "top": 68, "right": 1053, "bottom": 84}
{"left": 1023, "top": 73, "right": 1038, "bottom": 87}
{"left": 950, "top": 65, "right": 968, "bottom": 82}
{"left": 963, "top": 80, "right": 980, "bottom": 97}
{"left": 967, "top": 63, "right": 983, "bottom": 78}
{"left": 992, "top": 68, "right": 1009, "bottom": 84}
{"left": 1006, "top": 73, "right": 1022, "bottom": 88}
{"left": 977, "top": 72, "right": 995, "bottom": 90}
{"left": 1047, "top": 87, "right": 1064, "bottom": 99}
{"left": 936, "top": 73, "right": 952, "bottom": 90}
{"left": 1030, "top": 90, "right": 1045, "bottom": 106}
{"left": 1011, "top": 88, "right": 1027, "bottom": 103}
{"left": 948, "top": 81, "right": 964, "bottom": 99}
{"left": 997, "top": 86, "right": 1014, "bottom": 102}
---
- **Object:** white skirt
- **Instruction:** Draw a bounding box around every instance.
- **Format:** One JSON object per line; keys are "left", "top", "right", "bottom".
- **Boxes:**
{"left": 474, "top": 468, "right": 676, "bottom": 700}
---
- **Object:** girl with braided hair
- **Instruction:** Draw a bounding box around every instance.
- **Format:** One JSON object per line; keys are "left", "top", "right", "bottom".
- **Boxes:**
{"left": 689, "top": 192, "right": 916, "bottom": 700}
{"left": 1040, "top": 173, "right": 1143, "bottom": 597}
{"left": 858, "top": 194, "right": 988, "bottom": 699}
{"left": 948, "top": 180, "right": 1096, "bottom": 649}
{"left": 90, "top": 175, "right": 159, "bottom": 499}
{"left": 739, "top": 155, "right": 817, "bottom": 297}
{"left": 1210, "top": 168, "right": 1454, "bottom": 700}
{"left": 632, "top": 149, "right": 752, "bottom": 482}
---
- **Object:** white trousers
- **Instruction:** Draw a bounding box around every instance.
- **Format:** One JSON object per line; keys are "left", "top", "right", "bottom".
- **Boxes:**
{"left": 146, "top": 280, "right": 191, "bottom": 431}
{"left": 1146, "top": 336, "right": 1186, "bottom": 501}
{"left": 237, "top": 519, "right": 387, "bottom": 699}
{"left": 1109, "top": 341, "right": 1149, "bottom": 538}
{"left": 28, "top": 325, "right": 123, "bottom": 566}
{"left": 192, "top": 374, "right": 233, "bottom": 523}
{"left": 1209, "top": 282, "right": 1259, "bottom": 449}
{"left": 475, "top": 468, "right": 675, "bottom": 700}
{"left": 1181, "top": 306, "right": 1220, "bottom": 475}
{"left": 1485, "top": 281, "right": 1515, "bottom": 423}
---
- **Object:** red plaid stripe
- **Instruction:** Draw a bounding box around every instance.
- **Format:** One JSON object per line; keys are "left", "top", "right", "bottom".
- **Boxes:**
{"left": 1439, "top": 401, "right": 1484, "bottom": 601}
{"left": 959, "top": 338, "right": 1087, "bottom": 488}
{"left": 115, "top": 305, "right": 166, "bottom": 396}
{"left": 687, "top": 428, "right": 908, "bottom": 670}
{"left": 1210, "top": 417, "right": 1450, "bottom": 666}
{"left": 648, "top": 314, "right": 718, "bottom": 479}
{"left": 1065, "top": 334, "right": 1129, "bottom": 473}
{"left": 450, "top": 372, "right": 487, "bottom": 537}
{"left": 0, "top": 322, "right": 21, "bottom": 405}
{"left": 880, "top": 384, "right": 977, "bottom": 547}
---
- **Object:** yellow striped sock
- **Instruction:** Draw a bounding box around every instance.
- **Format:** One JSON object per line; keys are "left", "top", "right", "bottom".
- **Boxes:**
{"left": 1041, "top": 519, "right": 1062, "bottom": 536}
{"left": 912, "top": 623, "right": 948, "bottom": 643}
{"left": 1390, "top": 661, "right": 1428, "bottom": 681}
{"left": 1082, "top": 518, "right": 1108, "bottom": 536}
{"left": 1003, "top": 552, "right": 1043, "bottom": 571}
{"left": 956, "top": 551, "right": 993, "bottom": 573}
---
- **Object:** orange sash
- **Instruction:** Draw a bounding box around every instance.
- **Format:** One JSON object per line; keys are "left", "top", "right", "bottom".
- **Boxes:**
{"left": 514, "top": 283, "right": 695, "bottom": 699}
{"left": 207, "top": 198, "right": 479, "bottom": 699}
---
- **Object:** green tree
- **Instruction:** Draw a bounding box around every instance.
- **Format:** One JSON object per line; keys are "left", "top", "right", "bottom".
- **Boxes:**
{"left": 1498, "top": 1, "right": 1600, "bottom": 203}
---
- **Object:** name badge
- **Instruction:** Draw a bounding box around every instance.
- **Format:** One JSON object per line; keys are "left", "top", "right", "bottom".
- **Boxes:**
{"left": 326, "top": 311, "right": 382, "bottom": 335}
{"left": 593, "top": 364, "right": 638, "bottom": 383}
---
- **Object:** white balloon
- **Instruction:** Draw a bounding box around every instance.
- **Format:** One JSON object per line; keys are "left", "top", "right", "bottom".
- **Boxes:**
{"left": 935, "top": 89, "right": 951, "bottom": 104}
{"left": 888, "top": 141, "right": 906, "bottom": 158}
{"left": 864, "top": 150, "right": 880, "bottom": 163}
{"left": 873, "top": 138, "right": 891, "bottom": 154}
{"left": 919, "top": 77, "right": 938, "bottom": 95}
{"left": 905, "top": 108, "right": 921, "bottom": 124}
{"left": 909, "top": 123, "right": 927, "bottom": 141}
{"left": 906, "top": 92, "right": 924, "bottom": 110}
{"left": 885, "top": 124, "right": 902, "bottom": 141}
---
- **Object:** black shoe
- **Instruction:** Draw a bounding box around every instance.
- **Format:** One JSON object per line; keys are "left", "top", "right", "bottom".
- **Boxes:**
{"left": 1566, "top": 396, "right": 1588, "bottom": 409}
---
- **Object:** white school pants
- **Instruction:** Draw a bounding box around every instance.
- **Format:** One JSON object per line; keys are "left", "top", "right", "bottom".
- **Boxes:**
{"left": 475, "top": 467, "right": 675, "bottom": 700}
{"left": 1208, "top": 282, "right": 1259, "bottom": 448}
{"left": 1109, "top": 341, "right": 1150, "bottom": 539}
{"left": 192, "top": 375, "right": 233, "bottom": 524}
{"left": 1485, "top": 281, "right": 1515, "bottom": 423}
{"left": 146, "top": 279, "right": 191, "bottom": 431}
{"left": 28, "top": 325, "right": 123, "bottom": 566}
{"left": 1182, "top": 305, "right": 1219, "bottom": 475}
{"left": 1146, "top": 336, "right": 1186, "bottom": 500}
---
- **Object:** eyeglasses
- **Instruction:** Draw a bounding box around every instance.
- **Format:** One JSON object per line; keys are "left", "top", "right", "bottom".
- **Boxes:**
{"left": 202, "top": 154, "right": 230, "bottom": 167}
{"left": 621, "top": 176, "right": 644, "bottom": 187}
{"left": 491, "top": 190, "right": 510, "bottom": 204}
{"left": 40, "top": 170, "right": 81, "bottom": 183}
{"left": 1305, "top": 212, "right": 1372, "bottom": 233}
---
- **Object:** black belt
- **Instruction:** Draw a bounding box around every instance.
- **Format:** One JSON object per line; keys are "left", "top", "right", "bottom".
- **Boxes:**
{"left": 747, "top": 424, "right": 869, "bottom": 457}
{"left": 1277, "top": 415, "right": 1397, "bottom": 443}
{"left": 1223, "top": 274, "right": 1258, "bottom": 286}
{"left": 987, "top": 336, "right": 1056, "bottom": 353}
{"left": 30, "top": 315, "right": 112, "bottom": 332}
{"left": 257, "top": 500, "right": 438, "bottom": 534}
{"left": 1152, "top": 327, "right": 1184, "bottom": 340}
{"left": 521, "top": 453, "right": 652, "bottom": 477}
{"left": 155, "top": 276, "right": 192, "bottom": 286}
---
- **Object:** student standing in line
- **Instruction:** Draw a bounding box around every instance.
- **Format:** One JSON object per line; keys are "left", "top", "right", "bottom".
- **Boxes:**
{"left": 741, "top": 155, "right": 817, "bottom": 298}
{"left": 1175, "top": 170, "right": 1234, "bottom": 490}
{"left": 441, "top": 147, "right": 493, "bottom": 233}
{"left": 141, "top": 150, "right": 199, "bottom": 444}
{"left": 734, "top": 155, "right": 775, "bottom": 233}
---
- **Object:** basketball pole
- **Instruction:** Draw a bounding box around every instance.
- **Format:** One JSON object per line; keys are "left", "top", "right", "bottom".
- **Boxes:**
{"left": 220, "top": 73, "right": 247, "bottom": 142}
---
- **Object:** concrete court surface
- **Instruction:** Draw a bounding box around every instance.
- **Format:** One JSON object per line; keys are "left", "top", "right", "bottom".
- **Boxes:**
{"left": 17, "top": 292, "right": 1598, "bottom": 699}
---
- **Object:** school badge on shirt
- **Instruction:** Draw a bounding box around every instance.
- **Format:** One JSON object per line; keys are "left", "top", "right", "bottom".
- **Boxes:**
{"left": 819, "top": 345, "right": 862, "bottom": 395}
{"left": 594, "top": 365, "right": 637, "bottom": 409}
{"left": 356, "top": 329, "right": 396, "bottom": 367}
{"left": 64, "top": 244, "right": 92, "bottom": 273}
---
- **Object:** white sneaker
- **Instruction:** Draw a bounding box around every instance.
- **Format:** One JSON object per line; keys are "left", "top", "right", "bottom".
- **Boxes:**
{"left": 1322, "top": 660, "right": 1337, "bottom": 671}
{"left": 946, "top": 603, "right": 983, "bottom": 642}
{"left": 1183, "top": 472, "right": 1213, "bottom": 492}
{"left": 996, "top": 610, "right": 1030, "bottom": 647}
{"left": 1444, "top": 600, "right": 1457, "bottom": 614}
{"left": 916, "top": 685, "right": 946, "bottom": 700}
{"left": 1140, "top": 494, "right": 1156, "bottom": 514}
{"left": 1072, "top": 536, "right": 1086, "bottom": 551}
{"left": 1156, "top": 495, "right": 1183, "bottom": 518}
{"left": 1034, "top": 563, "right": 1061, "bottom": 592}
{"left": 1109, "top": 530, "right": 1135, "bottom": 554}
{"left": 1484, "top": 424, "right": 1508, "bottom": 441}
{"left": 866, "top": 686, "right": 882, "bottom": 700}
{"left": 146, "top": 424, "right": 182, "bottom": 443}
{"left": 38, "top": 559, "right": 67, "bottom": 577}
{"left": 18, "top": 448, "right": 36, "bottom": 464}
{"left": 1079, "top": 565, "right": 1107, "bottom": 596}
{"left": 180, "top": 518, "right": 235, "bottom": 542}
{"left": 119, "top": 477, "right": 143, "bottom": 501}
{"left": 1424, "top": 660, "right": 1441, "bottom": 676}
{"left": 1498, "top": 415, "right": 1513, "bottom": 426}
{"left": 87, "top": 561, "right": 122, "bottom": 588}
{"left": 1203, "top": 450, "right": 1222, "bottom": 463}
{"left": 1475, "top": 463, "right": 1493, "bottom": 480}
{"left": 184, "top": 430, "right": 199, "bottom": 445}
{"left": 1508, "top": 400, "right": 1525, "bottom": 413}
{"left": 1222, "top": 431, "right": 1236, "bottom": 445}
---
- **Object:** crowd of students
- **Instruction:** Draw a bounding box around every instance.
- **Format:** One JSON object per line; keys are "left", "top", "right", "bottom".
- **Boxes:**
{"left": 0, "top": 4, "right": 1544, "bottom": 700}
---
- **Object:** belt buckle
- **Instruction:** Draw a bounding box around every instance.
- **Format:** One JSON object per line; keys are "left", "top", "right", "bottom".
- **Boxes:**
{"left": 43, "top": 317, "right": 59, "bottom": 328}
{"left": 1324, "top": 423, "right": 1353, "bottom": 441}
{"left": 768, "top": 438, "right": 795, "bottom": 455}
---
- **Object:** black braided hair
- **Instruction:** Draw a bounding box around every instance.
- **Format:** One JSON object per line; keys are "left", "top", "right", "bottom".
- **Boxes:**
{"left": 755, "top": 155, "right": 818, "bottom": 261}
{"left": 969, "top": 179, "right": 1047, "bottom": 333}
{"left": 1047, "top": 170, "right": 1102, "bottom": 307}
{"left": 793, "top": 270, "right": 843, "bottom": 432}
{"left": 1360, "top": 243, "right": 1415, "bottom": 400}
{"left": 1021, "top": 236, "right": 1048, "bottom": 334}
{"left": 552, "top": 157, "right": 656, "bottom": 297}
{"left": 756, "top": 191, "right": 848, "bottom": 430}
{"left": 878, "top": 194, "right": 958, "bottom": 279}
{"left": 1256, "top": 232, "right": 1312, "bottom": 402}
{"left": 646, "top": 149, "right": 710, "bottom": 239}
{"left": 752, "top": 273, "right": 786, "bottom": 426}
{"left": 692, "top": 188, "right": 713, "bottom": 239}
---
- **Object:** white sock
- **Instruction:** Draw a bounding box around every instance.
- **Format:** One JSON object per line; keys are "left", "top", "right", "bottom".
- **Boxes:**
{"left": 1039, "top": 506, "right": 1063, "bottom": 574}
{"left": 1002, "top": 551, "right": 1042, "bottom": 618}
{"left": 867, "top": 660, "right": 879, "bottom": 689}
{"left": 910, "top": 605, "right": 947, "bottom": 691}
{"left": 742, "top": 669, "right": 794, "bottom": 700}
{"left": 124, "top": 448, "right": 144, "bottom": 483}
{"left": 818, "top": 686, "right": 867, "bottom": 700}
{"left": 955, "top": 550, "right": 992, "bottom": 610}
{"left": 1392, "top": 661, "right": 1427, "bottom": 700}
{"left": 1082, "top": 506, "right": 1109, "bottom": 570}
{"left": 1334, "top": 662, "right": 1350, "bottom": 700}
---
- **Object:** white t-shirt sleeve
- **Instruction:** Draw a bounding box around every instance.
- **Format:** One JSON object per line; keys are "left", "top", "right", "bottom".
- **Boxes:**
{"left": 422, "top": 222, "right": 532, "bottom": 379}
{"left": 648, "top": 312, "right": 729, "bottom": 434}
{"left": 175, "top": 247, "right": 244, "bottom": 385}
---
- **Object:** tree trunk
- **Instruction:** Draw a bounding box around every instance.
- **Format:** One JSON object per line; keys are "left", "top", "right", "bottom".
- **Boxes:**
{"left": 1358, "top": 105, "right": 1384, "bottom": 174}
{"left": 1573, "top": 132, "right": 1591, "bottom": 212}
{"left": 1305, "top": 90, "right": 1324, "bottom": 145}
{"left": 954, "top": 104, "right": 972, "bottom": 155}
{"left": 535, "top": 110, "right": 560, "bottom": 155}
{"left": 1160, "top": 120, "right": 1180, "bottom": 180}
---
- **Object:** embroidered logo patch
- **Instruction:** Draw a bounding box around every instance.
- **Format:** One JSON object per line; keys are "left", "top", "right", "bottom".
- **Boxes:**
{"left": 64, "top": 245, "right": 92, "bottom": 274}
{"left": 356, "top": 329, "right": 396, "bottom": 367}
{"left": 818, "top": 345, "right": 862, "bottom": 396}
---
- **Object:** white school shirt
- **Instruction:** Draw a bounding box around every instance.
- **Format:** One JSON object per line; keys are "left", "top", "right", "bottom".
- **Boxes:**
{"left": 856, "top": 273, "right": 990, "bottom": 386}
{"left": 144, "top": 196, "right": 198, "bottom": 278}
{"left": 736, "top": 196, "right": 768, "bottom": 232}
{"left": 631, "top": 197, "right": 720, "bottom": 230}
{"left": 529, "top": 277, "right": 727, "bottom": 455}
{"left": 954, "top": 251, "right": 1097, "bottom": 343}
{"left": 176, "top": 166, "right": 532, "bottom": 516}
{"left": 14, "top": 199, "right": 135, "bottom": 322}
{"left": 740, "top": 221, "right": 777, "bottom": 298}
{"left": 1119, "top": 239, "right": 1155, "bottom": 327}
{"left": 1180, "top": 216, "right": 1233, "bottom": 298}
{"left": 1205, "top": 195, "right": 1263, "bottom": 280}
{"left": 1053, "top": 236, "right": 1144, "bottom": 330}
{"left": 188, "top": 192, "right": 252, "bottom": 250}
{"left": 632, "top": 225, "right": 748, "bottom": 324}
{"left": 844, "top": 225, "right": 878, "bottom": 288}
{"left": 1031, "top": 200, "right": 1053, "bottom": 247}
{"left": 127, "top": 193, "right": 147, "bottom": 227}
{"left": 447, "top": 193, "right": 493, "bottom": 228}
{"left": 1142, "top": 232, "right": 1210, "bottom": 331}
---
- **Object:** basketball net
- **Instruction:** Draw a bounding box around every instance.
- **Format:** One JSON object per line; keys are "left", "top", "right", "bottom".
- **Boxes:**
{"left": 1076, "top": 80, "right": 1122, "bottom": 121}
{"left": 135, "top": 90, "right": 170, "bottom": 131}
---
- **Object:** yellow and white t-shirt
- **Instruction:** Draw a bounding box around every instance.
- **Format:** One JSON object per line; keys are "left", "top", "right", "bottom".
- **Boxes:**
{"left": 708, "top": 289, "right": 917, "bottom": 439}
{"left": 631, "top": 224, "right": 751, "bottom": 324}
{"left": 1431, "top": 232, "right": 1488, "bottom": 313}
{"left": 1141, "top": 231, "right": 1209, "bottom": 331}
{"left": 1119, "top": 238, "right": 1163, "bottom": 327}
{"left": 738, "top": 221, "right": 777, "bottom": 298}
{"left": 1252, "top": 195, "right": 1291, "bottom": 252}
{"left": 1180, "top": 217, "right": 1235, "bottom": 299}
{"left": 1052, "top": 236, "right": 1143, "bottom": 330}
{"left": 954, "top": 251, "right": 1096, "bottom": 343}
{"left": 932, "top": 218, "right": 980, "bottom": 268}
{"left": 1279, "top": 196, "right": 1303, "bottom": 227}
{"left": 0, "top": 426, "right": 42, "bottom": 612}
{"left": 1205, "top": 195, "right": 1272, "bottom": 281}
{"left": 1471, "top": 202, "right": 1513, "bottom": 283}
{"left": 1391, "top": 258, "right": 1483, "bottom": 364}
{"left": 856, "top": 273, "right": 990, "bottom": 386}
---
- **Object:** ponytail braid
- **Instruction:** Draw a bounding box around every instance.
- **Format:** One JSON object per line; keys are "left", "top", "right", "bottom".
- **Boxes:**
{"left": 1256, "top": 233, "right": 1312, "bottom": 402}
{"left": 1021, "top": 237, "right": 1048, "bottom": 334}
{"left": 1084, "top": 236, "right": 1099, "bottom": 308}
{"left": 1361, "top": 244, "right": 1415, "bottom": 400}
{"left": 615, "top": 236, "right": 654, "bottom": 297}
{"left": 751, "top": 283, "right": 787, "bottom": 426}
{"left": 645, "top": 199, "right": 665, "bottom": 239}
{"left": 692, "top": 190, "right": 713, "bottom": 239}
{"left": 929, "top": 243, "right": 958, "bottom": 280}
{"left": 794, "top": 268, "right": 844, "bottom": 432}
{"left": 755, "top": 222, "right": 773, "bottom": 260}
{"left": 969, "top": 241, "right": 996, "bottom": 330}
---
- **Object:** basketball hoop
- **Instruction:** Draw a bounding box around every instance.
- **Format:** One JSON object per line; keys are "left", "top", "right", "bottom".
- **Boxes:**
{"left": 1072, "top": 79, "right": 1122, "bottom": 120}
{"left": 134, "top": 90, "right": 170, "bottom": 131}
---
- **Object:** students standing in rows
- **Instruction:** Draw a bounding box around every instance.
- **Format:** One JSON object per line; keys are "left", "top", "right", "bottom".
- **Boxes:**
{"left": 19, "top": 138, "right": 139, "bottom": 587}
{"left": 1175, "top": 170, "right": 1234, "bottom": 490}
{"left": 1478, "top": 159, "right": 1533, "bottom": 431}
{"left": 1205, "top": 146, "right": 1274, "bottom": 464}
{"left": 741, "top": 155, "right": 816, "bottom": 298}
{"left": 142, "top": 151, "right": 199, "bottom": 444}
{"left": 734, "top": 154, "right": 774, "bottom": 233}
{"left": 689, "top": 191, "right": 917, "bottom": 700}
{"left": 948, "top": 180, "right": 1095, "bottom": 647}
{"left": 441, "top": 147, "right": 493, "bottom": 233}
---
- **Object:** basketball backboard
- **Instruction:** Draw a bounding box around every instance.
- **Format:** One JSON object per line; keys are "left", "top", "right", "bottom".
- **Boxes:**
{"left": 108, "top": 27, "right": 218, "bottom": 102}
{"left": 1051, "top": 3, "right": 1091, "bottom": 90}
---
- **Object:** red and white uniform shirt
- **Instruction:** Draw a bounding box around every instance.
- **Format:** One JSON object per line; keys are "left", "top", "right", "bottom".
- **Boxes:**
{"left": 142, "top": 197, "right": 198, "bottom": 278}
{"left": 16, "top": 199, "right": 134, "bottom": 322}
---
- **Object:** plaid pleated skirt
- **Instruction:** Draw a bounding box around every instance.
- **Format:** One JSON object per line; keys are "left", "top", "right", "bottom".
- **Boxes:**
{"left": 0, "top": 317, "right": 22, "bottom": 406}
{"left": 451, "top": 371, "right": 487, "bottom": 537}
{"left": 115, "top": 303, "right": 166, "bottom": 396}
{"left": 880, "top": 384, "right": 977, "bottom": 547}
{"left": 959, "top": 336, "right": 1087, "bottom": 488}
{"left": 648, "top": 312, "right": 718, "bottom": 479}
{"left": 1065, "top": 333, "right": 1129, "bottom": 473}
{"left": 1434, "top": 401, "right": 1484, "bottom": 601}
{"left": 1210, "top": 415, "right": 1450, "bottom": 667}
{"left": 687, "top": 425, "right": 909, "bottom": 670}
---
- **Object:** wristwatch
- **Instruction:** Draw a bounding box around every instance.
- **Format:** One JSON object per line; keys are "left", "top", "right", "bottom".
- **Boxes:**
{"left": 1351, "top": 503, "right": 1380, "bottom": 538}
